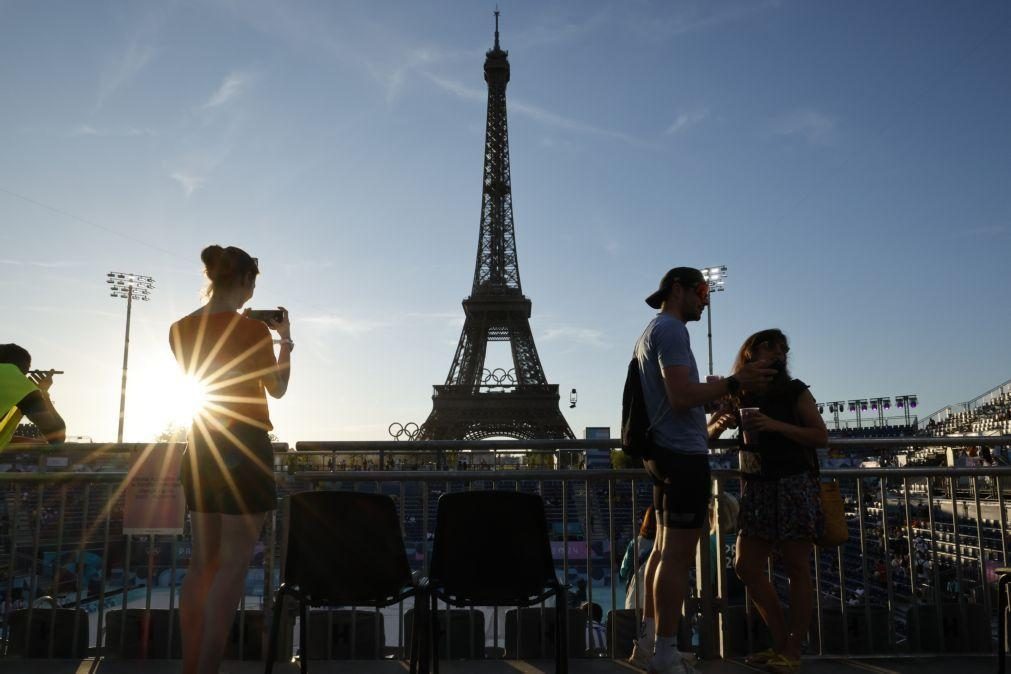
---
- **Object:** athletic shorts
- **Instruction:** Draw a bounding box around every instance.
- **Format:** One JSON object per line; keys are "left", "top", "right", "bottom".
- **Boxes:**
{"left": 643, "top": 452, "right": 711, "bottom": 529}
{"left": 180, "top": 423, "right": 277, "bottom": 515}
{"left": 738, "top": 472, "right": 822, "bottom": 542}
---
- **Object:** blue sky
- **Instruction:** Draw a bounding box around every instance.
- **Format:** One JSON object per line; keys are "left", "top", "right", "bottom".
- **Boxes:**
{"left": 2, "top": 1, "right": 1009, "bottom": 443}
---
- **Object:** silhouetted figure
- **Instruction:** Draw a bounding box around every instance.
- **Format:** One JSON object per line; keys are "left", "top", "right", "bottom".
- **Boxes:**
{"left": 0, "top": 343, "right": 65, "bottom": 449}
{"left": 171, "top": 245, "right": 292, "bottom": 674}
{"left": 629, "top": 268, "right": 772, "bottom": 674}
{"left": 714, "top": 329, "right": 828, "bottom": 671}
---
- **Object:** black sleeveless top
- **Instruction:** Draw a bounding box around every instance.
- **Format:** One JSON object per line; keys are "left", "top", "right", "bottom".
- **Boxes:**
{"left": 738, "top": 378, "right": 820, "bottom": 480}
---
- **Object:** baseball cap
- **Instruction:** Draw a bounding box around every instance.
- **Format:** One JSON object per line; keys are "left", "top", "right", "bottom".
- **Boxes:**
{"left": 645, "top": 267, "right": 705, "bottom": 309}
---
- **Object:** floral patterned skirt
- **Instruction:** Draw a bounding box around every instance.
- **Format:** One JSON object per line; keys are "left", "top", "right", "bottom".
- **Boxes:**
{"left": 738, "top": 472, "right": 824, "bottom": 542}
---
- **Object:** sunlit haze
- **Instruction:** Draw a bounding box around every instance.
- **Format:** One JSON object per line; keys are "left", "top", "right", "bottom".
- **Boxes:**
{"left": 2, "top": 1, "right": 1009, "bottom": 443}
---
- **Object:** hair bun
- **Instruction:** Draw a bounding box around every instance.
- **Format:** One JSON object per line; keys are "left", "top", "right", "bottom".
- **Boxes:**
{"left": 201, "top": 245, "right": 227, "bottom": 279}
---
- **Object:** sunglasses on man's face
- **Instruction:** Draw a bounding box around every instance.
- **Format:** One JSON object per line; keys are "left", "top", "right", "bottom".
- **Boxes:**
{"left": 694, "top": 282, "right": 710, "bottom": 304}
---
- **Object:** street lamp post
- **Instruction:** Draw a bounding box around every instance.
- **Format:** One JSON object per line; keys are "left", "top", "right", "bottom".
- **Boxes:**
{"left": 107, "top": 272, "right": 154, "bottom": 443}
{"left": 700, "top": 265, "right": 727, "bottom": 376}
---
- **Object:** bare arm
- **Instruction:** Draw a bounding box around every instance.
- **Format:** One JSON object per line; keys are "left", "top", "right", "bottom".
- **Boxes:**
{"left": 262, "top": 306, "right": 292, "bottom": 399}
{"left": 16, "top": 391, "right": 66, "bottom": 444}
{"left": 662, "top": 365, "right": 730, "bottom": 412}
{"left": 707, "top": 409, "right": 738, "bottom": 441}
{"left": 746, "top": 389, "right": 828, "bottom": 447}
{"left": 662, "top": 361, "right": 777, "bottom": 413}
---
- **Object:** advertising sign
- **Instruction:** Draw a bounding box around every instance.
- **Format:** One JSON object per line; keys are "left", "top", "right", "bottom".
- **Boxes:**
{"left": 584, "top": 427, "right": 612, "bottom": 469}
{"left": 123, "top": 444, "right": 186, "bottom": 535}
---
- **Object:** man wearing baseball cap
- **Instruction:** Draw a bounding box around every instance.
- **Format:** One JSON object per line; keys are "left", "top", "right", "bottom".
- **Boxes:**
{"left": 0, "top": 344, "right": 65, "bottom": 450}
{"left": 630, "top": 268, "right": 773, "bottom": 674}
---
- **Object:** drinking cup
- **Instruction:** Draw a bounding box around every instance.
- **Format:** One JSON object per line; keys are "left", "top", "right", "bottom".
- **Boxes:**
{"left": 740, "top": 407, "right": 760, "bottom": 445}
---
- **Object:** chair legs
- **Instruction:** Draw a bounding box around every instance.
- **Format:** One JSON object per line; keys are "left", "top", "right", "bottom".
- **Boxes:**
{"left": 265, "top": 585, "right": 298, "bottom": 674}
{"left": 998, "top": 572, "right": 1011, "bottom": 674}
{"left": 430, "top": 592, "right": 441, "bottom": 674}
{"left": 300, "top": 600, "right": 309, "bottom": 674}
{"left": 555, "top": 587, "right": 568, "bottom": 674}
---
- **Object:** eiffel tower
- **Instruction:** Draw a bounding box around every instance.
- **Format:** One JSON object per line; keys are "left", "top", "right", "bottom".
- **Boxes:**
{"left": 418, "top": 13, "right": 574, "bottom": 441}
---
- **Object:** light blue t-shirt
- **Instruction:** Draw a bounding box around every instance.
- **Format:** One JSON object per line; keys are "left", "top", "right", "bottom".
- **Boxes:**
{"left": 634, "top": 314, "right": 708, "bottom": 455}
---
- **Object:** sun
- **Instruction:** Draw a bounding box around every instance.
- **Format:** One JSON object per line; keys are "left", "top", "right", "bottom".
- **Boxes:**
{"left": 169, "top": 374, "right": 210, "bottom": 426}
{"left": 130, "top": 358, "right": 210, "bottom": 441}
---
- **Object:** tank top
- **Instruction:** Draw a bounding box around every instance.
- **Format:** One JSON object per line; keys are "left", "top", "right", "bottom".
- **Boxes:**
{"left": 738, "top": 378, "right": 819, "bottom": 480}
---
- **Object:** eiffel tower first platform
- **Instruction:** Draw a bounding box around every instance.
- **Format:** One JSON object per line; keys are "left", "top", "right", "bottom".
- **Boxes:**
{"left": 418, "top": 14, "right": 574, "bottom": 441}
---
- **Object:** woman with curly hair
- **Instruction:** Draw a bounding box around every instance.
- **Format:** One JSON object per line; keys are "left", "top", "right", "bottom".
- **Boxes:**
{"left": 709, "top": 329, "right": 827, "bottom": 672}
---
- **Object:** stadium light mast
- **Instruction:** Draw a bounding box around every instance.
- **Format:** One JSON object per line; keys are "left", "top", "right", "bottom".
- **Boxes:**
{"left": 848, "top": 399, "right": 869, "bottom": 429}
{"left": 700, "top": 265, "right": 727, "bottom": 376}
{"left": 107, "top": 272, "right": 154, "bottom": 443}
{"left": 894, "top": 395, "right": 919, "bottom": 428}
{"left": 820, "top": 401, "right": 846, "bottom": 430}
{"left": 869, "top": 397, "right": 891, "bottom": 427}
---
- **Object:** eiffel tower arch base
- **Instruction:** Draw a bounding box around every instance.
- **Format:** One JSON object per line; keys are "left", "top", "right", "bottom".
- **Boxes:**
{"left": 419, "top": 385, "right": 574, "bottom": 441}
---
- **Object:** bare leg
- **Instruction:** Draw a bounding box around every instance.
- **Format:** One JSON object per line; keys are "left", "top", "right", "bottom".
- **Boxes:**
{"left": 779, "top": 541, "right": 814, "bottom": 659}
{"left": 653, "top": 525, "right": 703, "bottom": 638}
{"left": 180, "top": 512, "right": 222, "bottom": 674}
{"left": 642, "top": 521, "right": 664, "bottom": 621}
{"left": 194, "top": 512, "right": 266, "bottom": 674}
{"left": 734, "top": 534, "right": 787, "bottom": 652}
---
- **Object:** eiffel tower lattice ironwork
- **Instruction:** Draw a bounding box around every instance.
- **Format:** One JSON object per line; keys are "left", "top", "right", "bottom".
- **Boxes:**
{"left": 419, "top": 13, "right": 574, "bottom": 441}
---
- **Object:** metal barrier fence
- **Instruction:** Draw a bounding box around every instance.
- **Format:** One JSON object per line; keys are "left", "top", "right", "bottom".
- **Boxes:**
{"left": 1, "top": 436, "right": 1009, "bottom": 661}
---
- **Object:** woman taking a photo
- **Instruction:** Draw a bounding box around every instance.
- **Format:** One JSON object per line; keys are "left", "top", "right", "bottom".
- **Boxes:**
{"left": 709, "top": 329, "right": 827, "bottom": 672}
{"left": 170, "top": 245, "right": 292, "bottom": 674}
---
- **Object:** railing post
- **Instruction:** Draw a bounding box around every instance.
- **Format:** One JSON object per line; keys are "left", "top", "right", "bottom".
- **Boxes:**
{"left": 696, "top": 475, "right": 718, "bottom": 659}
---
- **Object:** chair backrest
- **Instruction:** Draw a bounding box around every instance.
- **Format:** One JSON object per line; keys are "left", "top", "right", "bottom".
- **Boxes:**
{"left": 284, "top": 491, "right": 412, "bottom": 605}
{"left": 429, "top": 491, "right": 558, "bottom": 605}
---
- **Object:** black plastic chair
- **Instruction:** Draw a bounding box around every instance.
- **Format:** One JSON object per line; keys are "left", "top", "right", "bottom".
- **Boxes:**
{"left": 265, "top": 491, "right": 426, "bottom": 674}
{"left": 425, "top": 490, "right": 568, "bottom": 674}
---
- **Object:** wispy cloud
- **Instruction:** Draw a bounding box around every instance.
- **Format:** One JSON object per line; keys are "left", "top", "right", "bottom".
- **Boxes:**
{"left": 424, "top": 72, "right": 647, "bottom": 147}
{"left": 540, "top": 325, "right": 609, "bottom": 349}
{"left": 625, "top": 1, "right": 783, "bottom": 41}
{"left": 301, "top": 314, "right": 388, "bottom": 335}
{"left": 201, "top": 71, "right": 251, "bottom": 109}
{"left": 72, "top": 124, "right": 156, "bottom": 138}
{"left": 406, "top": 311, "right": 465, "bottom": 329}
{"left": 95, "top": 39, "right": 156, "bottom": 112}
{"left": 170, "top": 171, "right": 204, "bottom": 198}
{"left": 665, "top": 108, "right": 709, "bottom": 135}
{"left": 772, "top": 109, "right": 837, "bottom": 146}
{"left": 25, "top": 306, "right": 120, "bottom": 319}
{"left": 0, "top": 259, "right": 84, "bottom": 269}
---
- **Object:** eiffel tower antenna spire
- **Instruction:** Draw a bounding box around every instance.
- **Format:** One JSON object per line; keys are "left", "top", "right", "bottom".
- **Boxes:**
{"left": 494, "top": 8, "right": 501, "bottom": 50}
{"left": 418, "top": 14, "right": 574, "bottom": 441}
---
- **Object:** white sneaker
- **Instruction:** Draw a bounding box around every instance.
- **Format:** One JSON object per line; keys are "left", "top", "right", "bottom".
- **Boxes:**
{"left": 628, "top": 638, "right": 653, "bottom": 670}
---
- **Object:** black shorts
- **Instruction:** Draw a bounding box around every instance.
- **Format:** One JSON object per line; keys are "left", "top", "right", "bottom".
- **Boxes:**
{"left": 180, "top": 423, "right": 277, "bottom": 515}
{"left": 644, "top": 451, "right": 711, "bottom": 529}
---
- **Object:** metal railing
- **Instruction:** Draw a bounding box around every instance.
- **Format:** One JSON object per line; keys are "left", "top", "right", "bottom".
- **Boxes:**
{"left": 1, "top": 436, "right": 1010, "bottom": 661}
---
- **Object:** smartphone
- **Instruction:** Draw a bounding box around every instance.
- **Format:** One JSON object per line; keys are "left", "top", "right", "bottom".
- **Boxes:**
{"left": 28, "top": 370, "right": 64, "bottom": 376}
{"left": 246, "top": 309, "right": 283, "bottom": 324}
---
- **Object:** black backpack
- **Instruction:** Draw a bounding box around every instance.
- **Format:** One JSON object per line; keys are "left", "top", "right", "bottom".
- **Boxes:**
{"left": 621, "top": 356, "right": 653, "bottom": 459}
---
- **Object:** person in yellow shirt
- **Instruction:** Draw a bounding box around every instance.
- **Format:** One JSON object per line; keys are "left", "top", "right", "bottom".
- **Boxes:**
{"left": 0, "top": 343, "right": 66, "bottom": 449}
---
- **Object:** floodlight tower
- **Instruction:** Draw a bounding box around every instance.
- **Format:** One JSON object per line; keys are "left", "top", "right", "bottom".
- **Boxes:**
{"left": 894, "top": 395, "right": 919, "bottom": 427}
{"left": 700, "top": 265, "right": 727, "bottom": 376}
{"left": 107, "top": 272, "right": 154, "bottom": 443}
{"left": 820, "top": 401, "right": 846, "bottom": 430}
{"left": 848, "top": 399, "right": 869, "bottom": 429}
{"left": 869, "top": 397, "right": 891, "bottom": 427}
